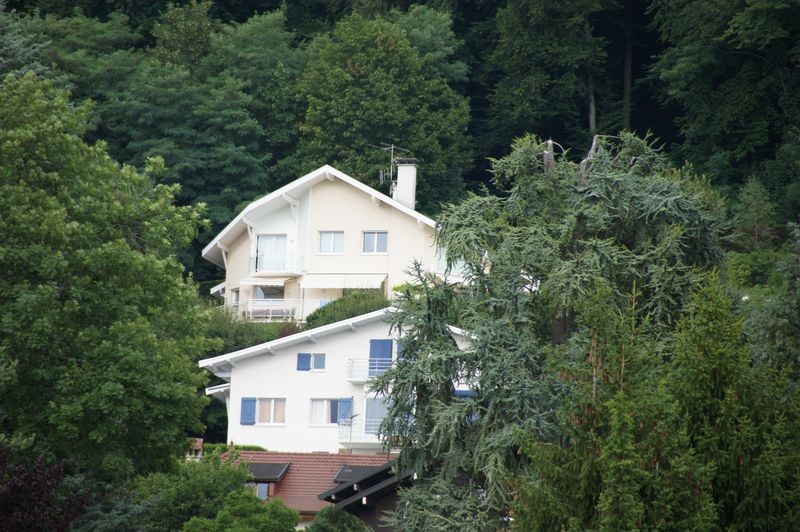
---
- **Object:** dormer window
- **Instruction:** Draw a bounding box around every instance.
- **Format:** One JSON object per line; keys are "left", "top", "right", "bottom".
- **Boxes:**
{"left": 362, "top": 231, "right": 388, "bottom": 254}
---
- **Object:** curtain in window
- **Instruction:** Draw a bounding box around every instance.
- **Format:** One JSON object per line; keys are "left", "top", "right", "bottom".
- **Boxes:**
{"left": 258, "top": 398, "right": 272, "bottom": 423}
{"left": 310, "top": 399, "right": 325, "bottom": 424}
{"left": 273, "top": 399, "right": 285, "bottom": 423}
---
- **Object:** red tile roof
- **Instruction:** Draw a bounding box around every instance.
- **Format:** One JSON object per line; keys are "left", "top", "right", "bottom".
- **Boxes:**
{"left": 237, "top": 451, "right": 392, "bottom": 514}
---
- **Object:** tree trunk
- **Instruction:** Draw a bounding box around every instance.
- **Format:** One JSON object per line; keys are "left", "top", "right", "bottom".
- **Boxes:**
{"left": 585, "top": 22, "right": 597, "bottom": 134}
{"left": 623, "top": 41, "right": 632, "bottom": 130}
{"left": 587, "top": 70, "right": 597, "bottom": 134}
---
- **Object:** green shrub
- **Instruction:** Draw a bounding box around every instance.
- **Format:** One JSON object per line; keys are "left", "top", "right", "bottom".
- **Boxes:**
{"left": 183, "top": 492, "right": 299, "bottom": 532}
{"left": 123, "top": 453, "right": 251, "bottom": 531}
{"left": 307, "top": 506, "right": 371, "bottom": 531}
{"left": 205, "top": 306, "right": 283, "bottom": 355}
{"left": 305, "top": 290, "right": 391, "bottom": 329}
{"left": 202, "top": 443, "right": 266, "bottom": 454}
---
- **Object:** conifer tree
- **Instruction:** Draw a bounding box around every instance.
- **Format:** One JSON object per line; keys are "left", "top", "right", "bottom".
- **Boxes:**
{"left": 732, "top": 177, "right": 778, "bottom": 251}
{"left": 672, "top": 274, "right": 800, "bottom": 529}
{"left": 378, "top": 134, "right": 725, "bottom": 529}
{"left": 0, "top": 2, "right": 50, "bottom": 78}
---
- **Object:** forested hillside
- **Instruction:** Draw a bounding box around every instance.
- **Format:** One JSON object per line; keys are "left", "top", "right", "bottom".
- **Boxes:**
{"left": 2, "top": 1, "right": 799, "bottom": 530}
{"left": 3, "top": 0, "right": 799, "bottom": 280}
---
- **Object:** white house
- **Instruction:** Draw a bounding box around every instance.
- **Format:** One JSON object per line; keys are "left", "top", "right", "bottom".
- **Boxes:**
{"left": 203, "top": 161, "right": 449, "bottom": 321}
{"left": 199, "top": 308, "right": 469, "bottom": 454}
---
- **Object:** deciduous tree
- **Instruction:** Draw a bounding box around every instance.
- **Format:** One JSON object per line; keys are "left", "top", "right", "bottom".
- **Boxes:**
{"left": 291, "top": 13, "right": 471, "bottom": 213}
{"left": 0, "top": 74, "right": 209, "bottom": 482}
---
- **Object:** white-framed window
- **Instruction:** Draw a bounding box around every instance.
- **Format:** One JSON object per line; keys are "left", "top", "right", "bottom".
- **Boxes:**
{"left": 257, "top": 398, "right": 286, "bottom": 424}
{"left": 255, "top": 482, "right": 270, "bottom": 500}
{"left": 309, "top": 399, "right": 340, "bottom": 425}
{"left": 362, "top": 231, "right": 388, "bottom": 253}
{"left": 296, "top": 353, "right": 326, "bottom": 371}
{"left": 319, "top": 231, "right": 344, "bottom": 254}
{"left": 254, "top": 234, "right": 288, "bottom": 271}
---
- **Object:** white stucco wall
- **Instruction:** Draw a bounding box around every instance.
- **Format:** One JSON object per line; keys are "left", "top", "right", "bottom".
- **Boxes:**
{"left": 226, "top": 319, "right": 396, "bottom": 453}
{"left": 305, "top": 179, "right": 438, "bottom": 295}
{"left": 220, "top": 174, "right": 438, "bottom": 308}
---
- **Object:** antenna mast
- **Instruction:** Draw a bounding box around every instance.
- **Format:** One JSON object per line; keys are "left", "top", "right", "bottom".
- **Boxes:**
{"left": 368, "top": 142, "right": 410, "bottom": 185}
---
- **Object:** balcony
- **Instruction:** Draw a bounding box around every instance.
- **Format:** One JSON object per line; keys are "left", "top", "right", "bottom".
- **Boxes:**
{"left": 233, "top": 299, "right": 327, "bottom": 322}
{"left": 338, "top": 417, "right": 383, "bottom": 448}
{"left": 346, "top": 358, "right": 392, "bottom": 383}
{"left": 249, "top": 253, "right": 304, "bottom": 275}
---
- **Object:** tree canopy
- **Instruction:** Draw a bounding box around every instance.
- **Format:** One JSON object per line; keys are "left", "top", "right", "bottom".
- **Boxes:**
{"left": 375, "top": 135, "right": 798, "bottom": 529}
{"left": 290, "top": 13, "right": 471, "bottom": 212}
{"left": 0, "top": 73, "right": 209, "bottom": 482}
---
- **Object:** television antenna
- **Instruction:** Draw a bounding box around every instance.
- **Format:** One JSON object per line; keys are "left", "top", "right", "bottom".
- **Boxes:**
{"left": 368, "top": 143, "right": 410, "bottom": 185}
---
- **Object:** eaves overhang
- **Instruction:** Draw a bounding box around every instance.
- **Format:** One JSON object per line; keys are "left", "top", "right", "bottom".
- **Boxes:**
{"left": 201, "top": 165, "right": 437, "bottom": 269}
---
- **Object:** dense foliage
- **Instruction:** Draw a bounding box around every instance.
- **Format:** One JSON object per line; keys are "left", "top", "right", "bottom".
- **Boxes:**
{"left": 2, "top": 0, "right": 798, "bottom": 279}
{"left": 306, "top": 505, "right": 371, "bottom": 532}
{"left": 2, "top": 0, "right": 800, "bottom": 529}
{"left": 72, "top": 452, "right": 256, "bottom": 531}
{"left": 183, "top": 492, "right": 299, "bottom": 532}
{"left": 0, "top": 74, "right": 209, "bottom": 483}
{"left": 377, "top": 137, "right": 800, "bottom": 529}
{"left": 304, "top": 290, "right": 391, "bottom": 330}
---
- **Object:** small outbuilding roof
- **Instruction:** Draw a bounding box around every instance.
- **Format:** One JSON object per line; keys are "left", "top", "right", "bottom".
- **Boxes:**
{"left": 237, "top": 451, "right": 391, "bottom": 514}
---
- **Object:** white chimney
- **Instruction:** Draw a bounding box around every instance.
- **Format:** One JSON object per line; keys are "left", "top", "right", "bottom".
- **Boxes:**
{"left": 392, "top": 158, "right": 418, "bottom": 210}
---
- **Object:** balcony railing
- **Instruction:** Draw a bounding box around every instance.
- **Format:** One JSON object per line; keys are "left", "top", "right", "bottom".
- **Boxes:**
{"left": 231, "top": 299, "right": 327, "bottom": 322}
{"left": 338, "top": 417, "right": 383, "bottom": 445}
{"left": 346, "top": 358, "right": 393, "bottom": 382}
{"left": 249, "top": 253, "right": 304, "bottom": 274}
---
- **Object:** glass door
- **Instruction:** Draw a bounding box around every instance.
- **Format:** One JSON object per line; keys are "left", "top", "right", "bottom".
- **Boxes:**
{"left": 364, "top": 397, "right": 387, "bottom": 435}
{"left": 256, "top": 234, "right": 287, "bottom": 271}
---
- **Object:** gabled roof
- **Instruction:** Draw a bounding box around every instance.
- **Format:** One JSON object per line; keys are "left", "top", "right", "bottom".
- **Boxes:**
{"left": 202, "top": 165, "right": 437, "bottom": 268}
{"left": 198, "top": 307, "right": 396, "bottom": 376}
{"left": 198, "top": 307, "right": 470, "bottom": 379}
{"left": 237, "top": 451, "right": 391, "bottom": 514}
{"left": 318, "top": 459, "right": 413, "bottom": 511}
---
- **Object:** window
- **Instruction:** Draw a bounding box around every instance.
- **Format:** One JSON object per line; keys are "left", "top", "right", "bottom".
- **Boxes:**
{"left": 297, "top": 353, "right": 325, "bottom": 371}
{"left": 254, "top": 234, "right": 287, "bottom": 271}
{"left": 241, "top": 397, "right": 285, "bottom": 425}
{"left": 309, "top": 399, "right": 343, "bottom": 424}
{"left": 255, "top": 482, "right": 270, "bottom": 500}
{"left": 369, "top": 339, "right": 392, "bottom": 376}
{"left": 362, "top": 231, "right": 388, "bottom": 253}
{"left": 257, "top": 398, "right": 286, "bottom": 424}
{"left": 319, "top": 231, "right": 344, "bottom": 254}
{"left": 365, "top": 397, "right": 388, "bottom": 435}
{"left": 255, "top": 286, "right": 283, "bottom": 300}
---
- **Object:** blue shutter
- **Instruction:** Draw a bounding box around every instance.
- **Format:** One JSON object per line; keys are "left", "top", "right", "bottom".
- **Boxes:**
{"left": 454, "top": 389, "right": 476, "bottom": 399}
{"left": 337, "top": 397, "right": 353, "bottom": 423}
{"left": 241, "top": 397, "right": 256, "bottom": 425}
{"left": 369, "top": 339, "right": 393, "bottom": 376}
{"left": 296, "top": 353, "right": 311, "bottom": 371}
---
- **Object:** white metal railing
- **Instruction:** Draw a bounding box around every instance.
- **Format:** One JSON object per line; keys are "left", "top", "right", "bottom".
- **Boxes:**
{"left": 231, "top": 299, "right": 327, "bottom": 322}
{"left": 346, "top": 358, "right": 393, "bottom": 381}
{"left": 338, "top": 417, "right": 384, "bottom": 443}
{"left": 249, "top": 253, "right": 304, "bottom": 273}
